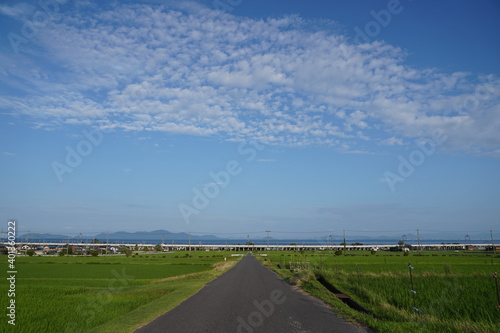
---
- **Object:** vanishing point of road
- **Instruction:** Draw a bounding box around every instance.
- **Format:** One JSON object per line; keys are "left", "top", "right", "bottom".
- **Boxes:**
{"left": 135, "top": 254, "right": 369, "bottom": 333}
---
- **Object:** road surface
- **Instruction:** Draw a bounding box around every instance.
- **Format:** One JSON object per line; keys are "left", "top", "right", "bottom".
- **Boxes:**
{"left": 135, "top": 254, "right": 369, "bottom": 333}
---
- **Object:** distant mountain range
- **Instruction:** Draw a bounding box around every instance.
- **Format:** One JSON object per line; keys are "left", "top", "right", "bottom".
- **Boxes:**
{"left": 17, "top": 233, "right": 71, "bottom": 241}
{"left": 16, "top": 230, "right": 496, "bottom": 243}
{"left": 93, "top": 230, "right": 220, "bottom": 241}
{"left": 17, "top": 230, "right": 221, "bottom": 242}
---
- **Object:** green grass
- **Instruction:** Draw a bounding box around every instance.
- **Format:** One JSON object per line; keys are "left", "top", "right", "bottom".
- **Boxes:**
{"left": 259, "top": 250, "right": 500, "bottom": 333}
{"left": 1, "top": 251, "right": 241, "bottom": 333}
{"left": 19, "top": 261, "right": 211, "bottom": 279}
{"left": 3, "top": 250, "right": 498, "bottom": 332}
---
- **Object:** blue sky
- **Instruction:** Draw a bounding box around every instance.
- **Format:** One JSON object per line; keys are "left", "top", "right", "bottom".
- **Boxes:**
{"left": 0, "top": 0, "right": 499, "bottom": 240}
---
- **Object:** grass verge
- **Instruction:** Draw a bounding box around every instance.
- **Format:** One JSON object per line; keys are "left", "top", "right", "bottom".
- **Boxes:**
{"left": 89, "top": 265, "right": 237, "bottom": 333}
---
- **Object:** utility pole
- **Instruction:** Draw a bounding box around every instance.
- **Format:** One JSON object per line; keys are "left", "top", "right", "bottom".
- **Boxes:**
{"left": 188, "top": 232, "right": 191, "bottom": 252}
{"left": 343, "top": 230, "right": 346, "bottom": 255}
{"left": 417, "top": 229, "right": 422, "bottom": 253}
{"left": 491, "top": 230, "right": 496, "bottom": 256}
{"left": 106, "top": 232, "right": 109, "bottom": 255}
{"left": 465, "top": 234, "right": 470, "bottom": 249}
{"left": 162, "top": 233, "right": 165, "bottom": 245}
{"left": 265, "top": 230, "right": 271, "bottom": 249}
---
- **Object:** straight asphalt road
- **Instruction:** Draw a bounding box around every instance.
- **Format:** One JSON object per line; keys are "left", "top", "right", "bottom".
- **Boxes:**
{"left": 135, "top": 253, "right": 369, "bottom": 333}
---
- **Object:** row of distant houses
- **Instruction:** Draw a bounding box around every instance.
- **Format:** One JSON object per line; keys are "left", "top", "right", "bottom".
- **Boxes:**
{"left": 2, "top": 243, "right": 499, "bottom": 255}
{"left": 5, "top": 244, "right": 124, "bottom": 255}
{"left": 465, "top": 245, "right": 500, "bottom": 251}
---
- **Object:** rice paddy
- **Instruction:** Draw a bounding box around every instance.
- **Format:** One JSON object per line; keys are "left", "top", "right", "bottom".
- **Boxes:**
{"left": 2, "top": 249, "right": 499, "bottom": 332}
{"left": 261, "top": 250, "right": 500, "bottom": 333}
{"left": 1, "top": 251, "right": 240, "bottom": 333}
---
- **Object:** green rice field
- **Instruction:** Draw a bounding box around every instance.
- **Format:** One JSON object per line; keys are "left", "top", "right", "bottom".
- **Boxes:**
{"left": 1, "top": 252, "right": 240, "bottom": 333}
{"left": 2, "top": 250, "right": 499, "bottom": 332}
{"left": 260, "top": 250, "right": 500, "bottom": 333}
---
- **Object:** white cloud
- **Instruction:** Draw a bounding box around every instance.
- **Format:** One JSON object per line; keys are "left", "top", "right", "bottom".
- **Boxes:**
{"left": 380, "top": 137, "right": 404, "bottom": 146}
{"left": 0, "top": 2, "right": 499, "bottom": 154}
{"left": 0, "top": 3, "right": 34, "bottom": 18}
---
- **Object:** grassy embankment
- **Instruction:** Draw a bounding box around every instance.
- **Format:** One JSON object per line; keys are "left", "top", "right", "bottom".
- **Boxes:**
{"left": 1, "top": 251, "right": 241, "bottom": 333}
{"left": 258, "top": 250, "right": 499, "bottom": 333}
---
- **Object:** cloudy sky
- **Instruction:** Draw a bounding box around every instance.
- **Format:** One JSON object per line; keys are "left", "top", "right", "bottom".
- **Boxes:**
{"left": 0, "top": 0, "right": 499, "bottom": 239}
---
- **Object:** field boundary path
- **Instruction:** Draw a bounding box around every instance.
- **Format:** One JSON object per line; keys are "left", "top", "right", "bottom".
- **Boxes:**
{"left": 135, "top": 253, "right": 368, "bottom": 333}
